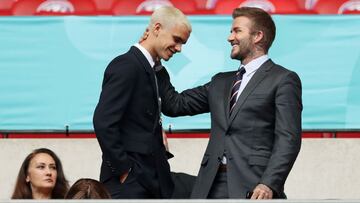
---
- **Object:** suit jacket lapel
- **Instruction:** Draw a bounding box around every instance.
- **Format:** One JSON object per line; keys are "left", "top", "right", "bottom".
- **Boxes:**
{"left": 228, "top": 59, "right": 274, "bottom": 123}
{"left": 130, "top": 46, "right": 158, "bottom": 103}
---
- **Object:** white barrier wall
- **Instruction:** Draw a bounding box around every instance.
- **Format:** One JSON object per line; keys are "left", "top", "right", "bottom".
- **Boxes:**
{"left": 0, "top": 138, "right": 359, "bottom": 200}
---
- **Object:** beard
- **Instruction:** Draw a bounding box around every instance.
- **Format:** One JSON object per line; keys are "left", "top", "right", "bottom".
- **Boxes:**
{"left": 231, "top": 47, "right": 251, "bottom": 61}
{"left": 230, "top": 38, "right": 253, "bottom": 61}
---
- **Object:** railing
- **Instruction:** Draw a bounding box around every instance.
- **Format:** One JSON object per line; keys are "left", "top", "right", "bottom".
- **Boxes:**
{"left": 1, "top": 129, "right": 360, "bottom": 139}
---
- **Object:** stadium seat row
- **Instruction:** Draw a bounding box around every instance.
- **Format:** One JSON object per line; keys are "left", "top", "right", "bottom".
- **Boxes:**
{"left": 0, "top": 0, "right": 360, "bottom": 16}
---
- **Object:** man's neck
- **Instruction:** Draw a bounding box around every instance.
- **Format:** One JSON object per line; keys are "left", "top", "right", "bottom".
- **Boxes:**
{"left": 242, "top": 50, "right": 266, "bottom": 65}
{"left": 32, "top": 189, "right": 52, "bottom": 199}
{"left": 140, "top": 41, "right": 156, "bottom": 61}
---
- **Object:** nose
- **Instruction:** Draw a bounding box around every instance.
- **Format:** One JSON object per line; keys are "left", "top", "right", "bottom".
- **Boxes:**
{"left": 45, "top": 167, "right": 52, "bottom": 176}
{"left": 175, "top": 44, "right": 182, "bottom": 52}
{"left": 228, "top": 32, "right": 234, "bottom": 43}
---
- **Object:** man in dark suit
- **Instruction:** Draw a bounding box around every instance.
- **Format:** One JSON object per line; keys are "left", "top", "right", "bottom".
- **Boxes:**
{"left": 157, "top": 7, "right": 302, "bottom": 199}
{"left": 93, "top": 6, "right": 191, "bottom": 199}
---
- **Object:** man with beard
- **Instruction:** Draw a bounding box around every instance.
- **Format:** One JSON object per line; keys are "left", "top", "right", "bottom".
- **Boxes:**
{"left": 156, "top": 7, "right": 302, "bottom": 199}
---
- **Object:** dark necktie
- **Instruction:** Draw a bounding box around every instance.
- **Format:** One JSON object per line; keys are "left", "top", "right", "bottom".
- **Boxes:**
{"left": 229, "top": 67, "right": 246, "bottom": 115}
{"left": 153, "top": 67, "right": 162, "bottom": 126}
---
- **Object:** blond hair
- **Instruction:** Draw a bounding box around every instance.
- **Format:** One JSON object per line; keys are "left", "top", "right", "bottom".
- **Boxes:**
{"left": 149, "top": 6, "right": 192, "bottom": 32}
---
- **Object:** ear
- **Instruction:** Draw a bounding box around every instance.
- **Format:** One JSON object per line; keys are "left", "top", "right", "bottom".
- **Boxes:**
{"left": 253, "top": 30, "right": 264, "bottom": 44}
{"left": 153, "top": 22, "right": 162, "bottom": 37}
{"left": 26, "top": 175, "right": 30, "bottom": 183}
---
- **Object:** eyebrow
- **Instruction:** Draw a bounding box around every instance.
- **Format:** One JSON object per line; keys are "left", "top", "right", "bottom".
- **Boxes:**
{"left": 35, "top": 162, "right": 56, "bottom": 165}
{"left": 232, "top": 26, "right": 244, "bottom": 31}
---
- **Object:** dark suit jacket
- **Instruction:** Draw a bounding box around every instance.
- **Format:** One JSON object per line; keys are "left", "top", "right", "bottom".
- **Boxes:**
{"left": 93, "top": 46, "right": 173, "bottom": 198}
{"left": 157, "top": 59, "right": 302, "bottom": 198}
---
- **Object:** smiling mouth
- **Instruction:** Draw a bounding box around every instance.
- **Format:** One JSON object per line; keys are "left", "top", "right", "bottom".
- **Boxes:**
{"left": 231, "top": 45, "right": 238, "bottom": 51}
{"left": 169, "top": 49, "right": 176, "bottom": 54}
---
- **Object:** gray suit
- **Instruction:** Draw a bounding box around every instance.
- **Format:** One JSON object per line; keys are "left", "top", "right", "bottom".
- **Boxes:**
{"left": 157, "top": 59, "right": 302, "bottom": 198}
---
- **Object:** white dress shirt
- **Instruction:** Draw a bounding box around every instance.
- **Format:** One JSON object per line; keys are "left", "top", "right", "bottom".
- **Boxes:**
{"left": 134, "top": 43, "right": 155, "bottom": 68}
{"left": 236, "top": 55, "right": 270, "bottom": 101}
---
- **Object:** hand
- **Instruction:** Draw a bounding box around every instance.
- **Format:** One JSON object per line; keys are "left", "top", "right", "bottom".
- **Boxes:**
{"left": 250, "top": 184, "right": 273, "bottom": 199}
{"left": 119, "top": 170, "right": 129, "bottom": 184}
{"left": 138, "top": 27, "right": 149, "bottom": 43}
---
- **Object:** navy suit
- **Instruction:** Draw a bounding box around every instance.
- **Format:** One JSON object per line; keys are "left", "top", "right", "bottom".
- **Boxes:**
{"left": 93, "top": 46, "right": 173, "bottom": 198}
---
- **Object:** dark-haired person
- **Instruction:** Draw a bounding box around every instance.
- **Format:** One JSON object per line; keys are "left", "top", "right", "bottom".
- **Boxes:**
{"left": 11, "top": 148, "right": 69, "bottom": 199}
{"left": 65, "top": 178, "right": 111, "bottom": 199}
{"left": 157, "top": 7, "right": 302, "bottom": 199}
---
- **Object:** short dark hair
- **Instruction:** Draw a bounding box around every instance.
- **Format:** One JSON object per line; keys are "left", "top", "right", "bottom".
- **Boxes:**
{"left": 65, "top": 178, "right": 111, "bottom": 199}
{"left": 11, "top": 148, "right": 69, "bottom": 199}
{"left": 232, "top": 7, "right": 276, "bottom": 53}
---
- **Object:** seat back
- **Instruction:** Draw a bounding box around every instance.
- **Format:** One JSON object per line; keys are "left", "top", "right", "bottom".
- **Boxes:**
{"left": 194, "top": 0, "right": 208, "bottom": 9}
{"left": 12, "top": 0, "right": 97, "bottom": 16}
{"left": 313, "top": 0, "right": 360, "bottom": 14}
{"left": 170, "top": 0, "right": 197, "bottom": 14}
{"left": 214, "top": 0, "right": 306, "bottom": 14}
{"left": 0, "top": 0, "right": 15, "bottom": 12}
{"left": 92, "top": 0, "right": 116, "bottom": 14}
{"left": 296, "top": 0, "right": 318, "bottom": 10}
{"left": 112, "top": 0, "right": 173, "bottom": 15}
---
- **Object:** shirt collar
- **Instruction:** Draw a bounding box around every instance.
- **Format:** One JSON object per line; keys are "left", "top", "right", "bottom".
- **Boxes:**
{"left": 241, "top": 55, "right": 269, "bottom": 75}
{"left": 134, "top": 43, "right": 155, "bottom": 68}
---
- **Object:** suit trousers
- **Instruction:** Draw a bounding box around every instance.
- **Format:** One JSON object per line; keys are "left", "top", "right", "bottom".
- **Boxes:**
{"left": 207, "top": 170, "right": 229, "bottom": 199}
{"left": 171, "top": 172, "right": 196, "bottom": 199}
{"left": 103, "top": 171, "right": 158, "bottom": 199}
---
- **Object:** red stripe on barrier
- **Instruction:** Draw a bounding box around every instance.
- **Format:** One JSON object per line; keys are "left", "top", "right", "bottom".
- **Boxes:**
{"left": 167, "top": 133, "right": 209, "bottom": 138}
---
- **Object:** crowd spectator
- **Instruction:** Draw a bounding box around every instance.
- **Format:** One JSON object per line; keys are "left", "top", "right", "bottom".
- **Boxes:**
{"left": 65, "top": 178, "right": 111, "bottom": 199}
{"left": 11, "top": 148, "right": 69, "bottom": 199}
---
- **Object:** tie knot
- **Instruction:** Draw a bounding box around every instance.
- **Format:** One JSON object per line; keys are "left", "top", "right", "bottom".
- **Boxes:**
{"left": 236, "top": 67, "right": 246, "bottom": 79}
{"left": 238, "top": 66, "right": 246, "bottom": 75}
{"left": 153, "top": 60, "right": 163, "bottom": 72}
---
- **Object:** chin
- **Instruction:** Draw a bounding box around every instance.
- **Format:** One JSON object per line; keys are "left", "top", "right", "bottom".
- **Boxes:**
{"left": 44, "top": 184, "right": 55, "bottom": 188}
{"left": 230, "top": 54, "right": 238, "bottom": 60}
{"left": 230, "top": 51, "right": 238, "bottom": 57}
{"left": 162, "top": 56, "right": 170, "bottom": 61}
{"left": 230, "top": 52, "right": 242, "bottom": 60}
